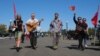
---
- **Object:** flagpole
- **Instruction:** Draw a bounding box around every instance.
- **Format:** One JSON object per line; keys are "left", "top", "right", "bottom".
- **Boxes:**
{"left": 94, "top": 5, "right": 100, "bottom": 45}
{"left": 94, "top": 26, "right": 97, "bottom": 45}
{"left": 13, "top": 0, "right": 17, "bottom": 19}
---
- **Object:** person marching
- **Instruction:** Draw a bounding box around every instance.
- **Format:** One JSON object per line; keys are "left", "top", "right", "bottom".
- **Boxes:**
{"left": 13, "top": 14, "right": 23, "bottom": 52}
{"left": 82, "top": 18, "right": 89, "bottom": 48}
{"left": 50, "top": 13, "right": 63, "bottom": 50}
{"left": 26, "top": 13, "right": 42, "bottom": 49}
{"left": 73, "top": 13, "right": 84, "bottom": 50}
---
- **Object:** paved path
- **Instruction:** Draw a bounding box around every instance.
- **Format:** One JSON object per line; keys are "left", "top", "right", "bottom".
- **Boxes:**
{"left": 0, "top": 36, "right": 100, "bottom": 56}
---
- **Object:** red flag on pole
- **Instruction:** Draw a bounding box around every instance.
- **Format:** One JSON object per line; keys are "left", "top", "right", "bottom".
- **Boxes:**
{"left": 91, "top": 12, "right": 98, "bottom": 27}
{"left": 91, "top": 7, "right": 99, "bottom": 27}
{"left": 13, "top": 1, "right": 17, "bottom": 19}
{"left": 70, "top": 6, "right": 75, "bottom": 11}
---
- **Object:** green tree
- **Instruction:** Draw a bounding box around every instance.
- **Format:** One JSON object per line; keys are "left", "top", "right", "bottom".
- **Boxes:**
{"left": 88, "top": 28, "right": 95, "bottom": 36}
{"left": 0, "top": 24, "right": 7, "bottom": 36}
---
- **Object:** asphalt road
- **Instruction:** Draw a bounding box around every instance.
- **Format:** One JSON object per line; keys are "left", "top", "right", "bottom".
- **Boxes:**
{"left": 0, "top": 36, "right": 100, "bottom": 56}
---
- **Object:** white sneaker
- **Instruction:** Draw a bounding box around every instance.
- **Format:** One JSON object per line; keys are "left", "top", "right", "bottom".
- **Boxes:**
{"left": 85, "top": 45, "right": 88, "bottom": 47}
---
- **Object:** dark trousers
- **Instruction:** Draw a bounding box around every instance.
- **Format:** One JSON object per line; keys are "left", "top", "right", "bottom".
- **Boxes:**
{"left": 77, "top": 31, "right": 84, "bottom": 49}
{"left": 78, "top": 36, "right": 84, "bottom": 49}
{"left": 30, "top": 31, "right": 37, "bottom": 47}
{"left": 21, "top": 34, "right": 25, "bottom": 43}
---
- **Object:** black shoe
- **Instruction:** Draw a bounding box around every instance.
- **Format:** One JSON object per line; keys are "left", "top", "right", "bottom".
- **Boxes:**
{"left": 32, "top": 46, "right": 37, "bottom": 50}
{"left": 79, "top": 47, "right": 84, "bottom": 51}
{"left": 16, "top": 47, "right": 21, "bottom": 52}
{"left": 78, "top": 46, "right": 81, "bottom": 49}
{"left": 81, "top": 47, "right": 85, "bottom": 51}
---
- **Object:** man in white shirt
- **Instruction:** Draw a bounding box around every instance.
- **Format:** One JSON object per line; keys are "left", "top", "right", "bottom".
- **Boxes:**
{"left": 26, "top": 13, "right": 39, "bottom": 49}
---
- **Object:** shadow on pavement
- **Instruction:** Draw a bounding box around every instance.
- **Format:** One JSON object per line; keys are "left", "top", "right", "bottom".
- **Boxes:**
{"left": 24, "top": 46, "right": 32, "bottom": 48}
{"left": 66, "top": 45, "right": 79, "bottom": 50}
{"left": 85, "top": 47, "right": 100, "bottom": 51}
{"left": 10, "top": 47, "right": 22, "bottom": 49}
{"left": 10, "top": 47, "right": 23, "bottom": 52}
{"left": 10, "top": 47, "right": 16, "bottom": 50}
{"left": 65, "top": 44, "right": 100, "bottom": 51}
{"left": 46, "top": 46, "right": 56, "bottom": 50}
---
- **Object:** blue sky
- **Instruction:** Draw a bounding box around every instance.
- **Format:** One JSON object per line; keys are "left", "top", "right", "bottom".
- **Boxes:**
{"left": 0, "top": 0, "right": 100, "bottom": 31}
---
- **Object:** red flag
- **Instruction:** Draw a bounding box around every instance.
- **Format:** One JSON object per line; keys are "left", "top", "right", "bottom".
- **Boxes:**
{"left": 70, "top": 6, "right": 75, "bottom": 11}
{"left": 91, "top": 7, "right": 99, "bottom": 27}
{"left": 13, "top": 1, "right": 17, "bottom": 19}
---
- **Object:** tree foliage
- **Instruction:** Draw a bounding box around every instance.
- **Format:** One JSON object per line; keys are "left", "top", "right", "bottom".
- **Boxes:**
{"left": 0, "top": 24, "right": 7, "bottom": 35}
{"left": 88, "top": 28, "right": 95, "bottom": 35}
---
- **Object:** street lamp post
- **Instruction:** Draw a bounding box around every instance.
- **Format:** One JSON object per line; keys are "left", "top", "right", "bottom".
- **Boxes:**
{"left": 64, "top": 21, "right": 68, "bottom": 40}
